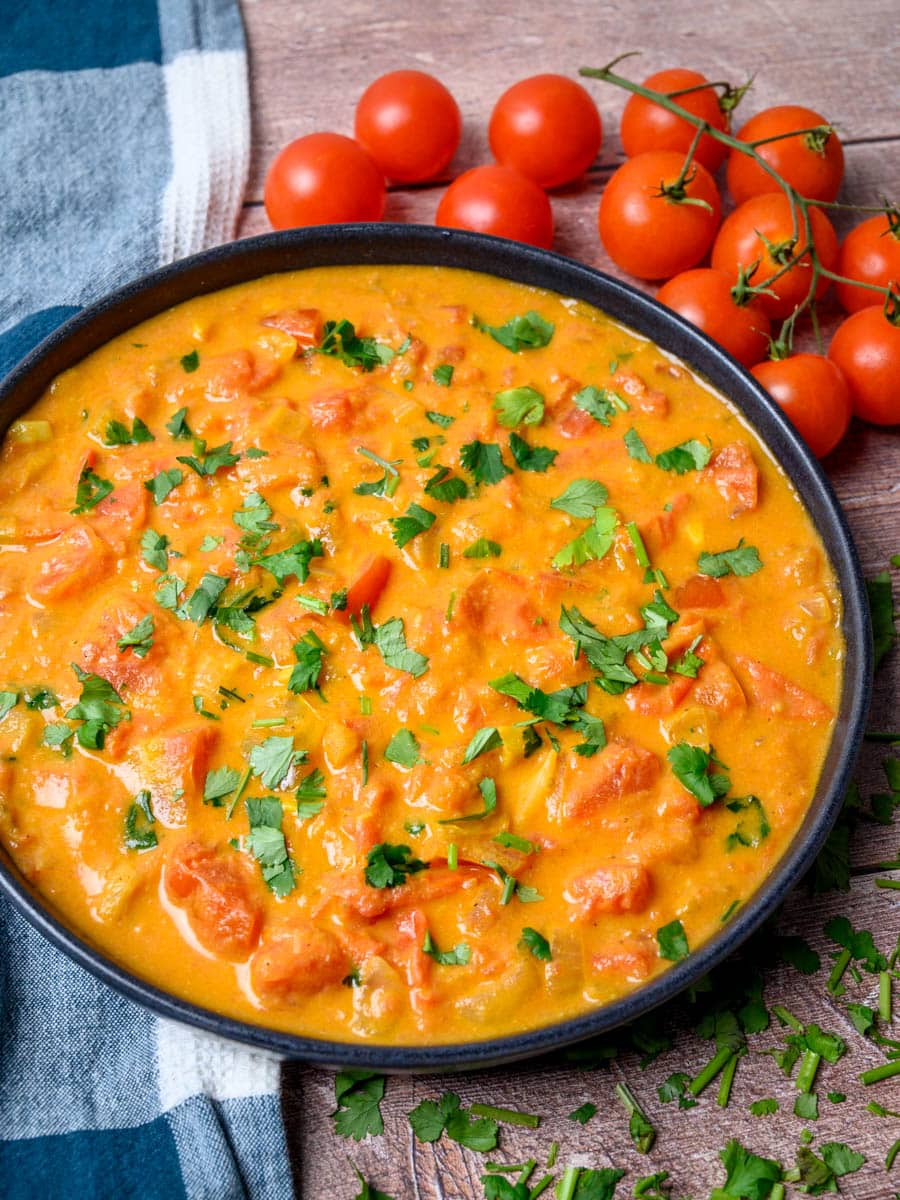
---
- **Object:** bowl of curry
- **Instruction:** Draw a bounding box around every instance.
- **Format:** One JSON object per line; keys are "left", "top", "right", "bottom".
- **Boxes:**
{"left": 0, "top": 226, "right": 870, "bottom": 1069}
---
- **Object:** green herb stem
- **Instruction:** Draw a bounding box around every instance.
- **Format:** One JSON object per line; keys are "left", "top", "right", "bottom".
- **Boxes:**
{"left": 770, "top": 1185, "right": 786, "bottom": 1200}
{"left": 796, "top": 1049, "right": 821, "bottom": 1094}
{"left": 547, "top": 1141, "right": 559, "bottom": 1168}
{"left": 827, "top": 948, "right": 853, "bottom": 994}
{"left": 469, "top": 1103, "right": 540, "bottom": 1129}
{"left": 689, "top": 1044, "right": 736, "bottom": 1096}
{"left": 876, "top": 878, "right": 900, "bottom": 890}
{"left": 529, "top": 1174, "right": 554, "bottom": 1200}
{"left": 556, "top": 1166, "right": 580, "bottom": 1200}
{"left": 516, "top": 1159, "right": 537, "bottom": 1187}
{"left": 860, "top": 1059, "right": 900, "bottom": 1085}
{"left": 716, "top": 1052, "right": 740, "bottom": 1108}
{"left": 880, "top": 971, "right": 893, "bottom": 1023}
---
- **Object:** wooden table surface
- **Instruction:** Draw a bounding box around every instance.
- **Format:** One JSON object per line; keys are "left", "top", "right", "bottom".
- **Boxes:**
{"left": 235, "top": 3, "right": 899, "bottom": 1195}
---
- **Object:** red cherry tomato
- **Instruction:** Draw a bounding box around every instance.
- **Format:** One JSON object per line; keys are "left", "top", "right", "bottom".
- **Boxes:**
{"left": 727, "top": 105, "right": 844, "bottom": 205}
{"left": 751, "top": 355, "right": 852, "bottom": 457}
{"left": 620, "top": 68, "right": 729, "bottom": 173}
{"left": 656, "top": 269, "right": 771, "bottom": 368}
{"left": 598, "top": 151, "right": 721, "bottom": 280}
{"left": 827, "top": 305, "right": 900, "bottom": 425}
{"left": 488, "top": 74, "right": 603, "bottom": 189}
{"left": 435, "top": 165, "right": 554, "bottom": 248}
{"left": 264, "top": 133, "right": 385, "bottom": 229}
{"left": 711, "top": 193, "right": 838, "bottom": 319}
{"left": 354, "top": 70, "right": 461, "bottom": 184}
{"left": 835, "top": 214, "right": 900, "bottom": 314}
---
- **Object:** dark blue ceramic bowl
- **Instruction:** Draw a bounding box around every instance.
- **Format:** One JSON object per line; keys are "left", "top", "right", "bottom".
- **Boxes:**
{"left": 0, "top": 225, "right": 872, "bottom": 1071}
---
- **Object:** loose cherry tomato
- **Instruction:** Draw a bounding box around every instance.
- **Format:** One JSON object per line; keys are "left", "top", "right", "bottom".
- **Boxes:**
{"left": 264, "top": 133, "right": 385, "bottom": 229}
{"left": 488, "top": 74, "right": 603, "bottom": 189}
{"left": 827, "top": 305, "right": 900, "bottom": 425}
{"left": 354, "top": 70, "right": 461, "bottom": 184}
{"left": 435, "top": 165, "right": 554, "bottom": 248}
{"left": 751, "top": 355, "right": 851, "bottom": 457}
{"left": 656, "top": 269, "right": 771, "bottom": 367}
{"left": 711, "top": 193, "right": 838, "bottom": 319}
{"left": 835, "top": 213, "right": 900, "bottom": 313}
{"left": 620, "top": 68, "right": 729, "bottom": 173}
{"left": 598, "top": 151, "right": 721, "bottom": 280}
{"left": 727, "top": 105, "right": 844, "bottom": 205}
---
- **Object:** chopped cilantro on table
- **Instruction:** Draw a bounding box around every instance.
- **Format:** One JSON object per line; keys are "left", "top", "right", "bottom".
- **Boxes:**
{"left": 244, "top": 795, "right": 295, "bottom": 897}
{"left": 715, "top": 1139, "right": 783, "bottom": 1198}
{"left": 424, "top": 466, "right": 468, "bottom": 503}
{"left": 176, "top": 439, "right": 241, "bottom": 477}
{"left": 422, "top": 931, "right": 471, "bottom": 965}
{"left": 462, "top": 726, "right": 503, "bottom": 764}
{"left": 508, "top": 432, "right": 557, "bottom": 472}
{"left": 103, "top": 416, "right": 154, "bottom": 446}
{"left": 493, "top": 385, "right": 545, "bottom": 427}
{"left": 124, "top": 790, "right": 157, "bottom": 851}
{"left": 352, "top": 607, "right": 429, "bottom": 677}
{"left": 390, "top": 502, "right": 436, "bottom": 549}
{"left": 668, "top": 742, "right": 731, "bottom": 807}
{"left": 116, "top": 614, "right": 154, "bottom": 657}
{"left": 572, "top": 385, "right": 627, "bottom": 426}
{"left": 71, "top": 465, "right": 113, "bottom": 514}
{"left": 350, "top": 1164, "right": 394, "bottom": 1200}
{"left": 364, "top": 843, "right": 428, "bottom": 889}
{"left": 472, "top": 310, "right": 554, "bottom": 352}
{"left": 698, "top": 539, "right": 763, "bottom": 579}
{"left": 551, "top": 478, "right": 608, "bottom": 518}
{"left": 568, "top": 1101, "right": 597, "bottom": 1125}
{"left": 460, "top": 440, "right": 512, "bottom": 486}
{"left": 384, "top": 728, "right": 422, "bottom": 768}
{"left": 144, "top": 467, "right": 183, "bottom": 504}
{"left": 867, "top": 569, "right": 897, "bottom": 669}
{"left": 333, "top": 1070, "right": 386, "bottom": 1140}
{"left": 749, "top": 1097, "right": 779, "bottom": 1116}
{"left": 288, "top": 630, "right": 326, "bottom": 694}
{"left": 463, "top": 537, "right": 502, "bottom": 559}
{"left": 408, "top": 1091, "right": 499, "bottom": 1151}
{"left": 249, "top": 734, "right": 305, "bottom": 790}
{"left": 65, "top": 664, "right": 129, "bottom": 749}
{"left": 615, "top": 1081, "right": 655, "bottom": 1154}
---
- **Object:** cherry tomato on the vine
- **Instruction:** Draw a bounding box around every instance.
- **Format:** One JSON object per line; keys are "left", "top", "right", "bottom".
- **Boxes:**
{"left": 264, "top": 133, "right": 385, "bottom": 229}
{"left": 711, "top": 193, "right": 838, "bottom": 319}
{"left": 354, "top": 70, "right": 461, "bottom": 184}
{"left": 620, "top": 68, "right": 729, "bottom": 173}
{"left": 727, "top": 105, "right": 844, "bottom": 205}
{"left": 488, "top": 74, "right": 603, "bottom": 189}
{"left": 598, "top": 151, "right": 721, "bottom": 280}
{"left": 656, "top": 269, "right": 771, "bottom": 368}
{"left": 751, "top": 355, "right": 851, "bottom": 457}
{"left": 435, "top": 165, "right": 554, "bottom": 248}
{"left": 827, "top": 305, "right": 900, "bottom": 425}
{"left": 835, "top": 213, "right": 900, "bottom": 314}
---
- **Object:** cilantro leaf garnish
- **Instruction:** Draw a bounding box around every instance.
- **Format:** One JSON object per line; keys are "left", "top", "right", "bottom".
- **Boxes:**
{"left": 668, "top": 742, "right": 730, "bottom": 807}
{"left": 232, "top": 491, "right": 279, "bottom": 542}
{"left": 867, "top": 569, "right": 897, "bottom": 670}
{"left": 42, "top": 721, "right": 74, "bottom": 756}
{"left": 439, "top": 777, "right": 498, "bottom": 824}
{"left": 559, "top": 603, "right": 667, "bottom": 694}
{"left": 144, "top": 467, "right": 183, "bottom": 504}
{"left": 354, "top": 447, "right": 401, "bottom": 498}
{"left": 245, "top": 796, "right": 295, "bottom": 897}
{"left": 104, "top": 417, "right": 154, "bottom": 446}
{"left": 249, "top": 735, "right": 305, "bottom": 790}
{"left": 288, "top": 630, "right": 326, "bottom": 694}
{"left": 463, "top": 538, "right": 501, "bottom": 559}
{"left": 573, "top": 385, "right": 627, "bottom": 426}
{"left": 472, "top": 310, "right": 554, "bottom": 352}
{"left": 460, "top": 440, "right": 512, "bottom": 486}
{"left": 493, "top": 386, "right": 545, "bottom": 428}
{"left": 24, "top": 687, "right": 58, "bottom": 710}
{"left": 422, "top": 931, "right": 471, "bottom": 966}
{"left": 124, "top": 790, "right": 157, "bottom": 851}
{"left": 656, "top": 918, "right": 689, "bottom": 962}
{"left": 332, "top": 1071, "right": 386, "bottom": 1141}
{"left": 489, "top": 672, "right": 606, "bottom": 753}
{"left": 319, "top": 319, "right": 398, "bottom": 372}
{"left": 384, "top": 728, "right": 422, "bottom": 768}
{"left": 519, "top": 926, "right": 552, "bottom": 961}
{"left": 352, "top": 608, "right": 429, "bottom": 677}
{"left": 364, "top": 843, "right": 428, "bottom": 888}
{"left": 725, "top": 795, "right": 770, "bottom": 850}
{"left": 255, "top": 538, "right": 323, "bottom": 584}
{"left": 552, "top": 505, "right": 617, "bottom": 570}
{"left": 141, "top": 529, "right": 170, "bottom": 570}
{"left": 176, "top": 440, "right": 241, "bottom": 477}
{"left": 655, "top": 438, "right": 712, "bottom": 474}
{"left": 165, "top": 406, "right": 192, "bottom": 439}
{"left": 425, "top": 410, "right": 455, "bottom": 429}
{"left": 698, "top": 539, "right": 763, "bottom": 578}
{"left": 462, "top": 726, "right": 502, "bottom": 764}
{"left": 672, "top": 634, "right": 704, "bottom": 678}
{"left": 180, "top": 350, "right": 200, "bottom": 372}
{"left": 116, "top": 614, "right": 154, "bottom": 658}
{"left": 72, "top": 465, "right": 113, "bottom": 514}
{"left": 551, "top": 478, "right": 608, "bottom": 518}
{"left": 0, "top": 692, "right": 18, "bottom": 722}
{"left": 424, "top": 466, "right": 468, "bottom": 503}
{"left": 185, "top": 573, "right": 228, "bottom": 624}
{"left": 624, "top": 427, "right": 653, "bottom": 463}
{"left": 65, "top": 664, "right": 130, "bottom": 749}
{"left": 154, "top": 575, "right": 185, "bottom": 612}
{"left": 508, "top": 432, "right": 557, "bottom": 473}
{"left": 432, "top": 364, "right": 454, "bottom": 387}
{"left": 390, "top": 503, "right": 436, "bottom": 549}
{"left": 824, "top": 914, "right": 888, "bottom": 973}
{"left": 203, "top": 765, "right": 241, "bottom": 805}
{"left": 296, "top": 768, "right": 326, "bottom": 816}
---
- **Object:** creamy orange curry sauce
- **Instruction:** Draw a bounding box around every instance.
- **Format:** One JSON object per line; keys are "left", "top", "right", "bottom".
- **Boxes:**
{"left": 0, "top": 266, "right": 842, "bottom": 1043}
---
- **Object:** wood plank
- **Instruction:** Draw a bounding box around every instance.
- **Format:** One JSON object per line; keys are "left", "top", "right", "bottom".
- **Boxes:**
{"left": 240, "top": 0, "right": 900, "bottom": 201}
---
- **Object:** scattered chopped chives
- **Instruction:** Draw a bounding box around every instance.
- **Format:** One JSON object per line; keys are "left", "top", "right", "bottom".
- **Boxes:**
{"left": 468, "top": 1103, "right": 540, "bottom": 1129}
{"left": 251, "top": 717, "right": 286, "bottom": 728}
{"left": 359, "top": 695, "right": 372, "bottom": 716}
{"left": 626, "top": 520, "right": 650, "bottom": 567}
{"left": 361, "top": 739, "right": 369, "bottom": 786}
{"left": 297, "top": 594, "right": 328, "bottom": 614}
{"left": 447, "top": 842, "right": 458, "bottom": 870}
{"left": 225, "top": 764, "right": 252, "bottom": 820}
{"left": 500, "top": 874, "right": 516, "bottom": 905}
{"left": 445, "top": 590, "right": 456, "bottom": 621}
{"left": 439, "top": 542, "right": 450, "bottom": 569}
{"left": 246, "top": 650, "right": 273, "bottom": 667}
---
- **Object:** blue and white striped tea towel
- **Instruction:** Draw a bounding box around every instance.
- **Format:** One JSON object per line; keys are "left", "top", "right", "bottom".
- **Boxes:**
{"left": 0, "top": 3, "right": 296, "bottom": 1196}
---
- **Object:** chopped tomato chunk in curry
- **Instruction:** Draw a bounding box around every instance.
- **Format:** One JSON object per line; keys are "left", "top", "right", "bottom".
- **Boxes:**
{"left": 0, "top": 266, "right": 842, "bottom": 1043}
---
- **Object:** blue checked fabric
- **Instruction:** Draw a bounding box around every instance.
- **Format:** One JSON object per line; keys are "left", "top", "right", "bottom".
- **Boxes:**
{"left": 0, "top": 4, "right": 296, "bottom": 1197}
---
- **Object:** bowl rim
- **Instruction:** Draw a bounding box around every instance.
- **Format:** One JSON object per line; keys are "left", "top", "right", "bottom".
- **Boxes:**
{"left": 0, "top": 223, "right": 872, "bottom": 1071}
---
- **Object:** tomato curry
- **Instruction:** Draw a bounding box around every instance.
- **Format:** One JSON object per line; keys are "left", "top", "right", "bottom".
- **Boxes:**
{"left": 0, "top": 265, "right": 842, "bottom": 1044}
